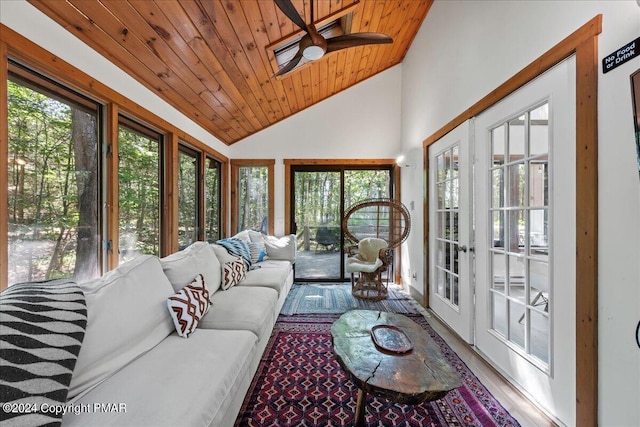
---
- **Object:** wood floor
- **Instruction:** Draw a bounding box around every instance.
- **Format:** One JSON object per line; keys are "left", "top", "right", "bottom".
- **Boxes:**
{"left": 422, "top": 308, "right": 557, "bottom": 427}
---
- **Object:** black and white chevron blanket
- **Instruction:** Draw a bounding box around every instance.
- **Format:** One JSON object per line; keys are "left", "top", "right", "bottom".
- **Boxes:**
{"left": 0, "top": 279, "right": 87, "bottom": 427}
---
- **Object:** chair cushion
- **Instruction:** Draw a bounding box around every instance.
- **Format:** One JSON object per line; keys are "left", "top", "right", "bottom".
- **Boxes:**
{"left": 345, "top": 255, "right": 384, "bottom": 273}
{"left": 358, "top": 237, "right": 388, "bottom": 263}
{"left": 199, "top": 286, "right": 278, "bottom": 338}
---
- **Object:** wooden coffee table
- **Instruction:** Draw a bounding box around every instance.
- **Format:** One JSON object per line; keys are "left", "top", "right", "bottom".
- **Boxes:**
{"left": 331, "top": 310, "right": 462, "bottom": 427}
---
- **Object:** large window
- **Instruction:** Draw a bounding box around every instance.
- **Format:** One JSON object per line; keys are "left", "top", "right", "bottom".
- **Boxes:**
{"left": 178, "top": 146, "right": 223, "bottom": 246}
{"left": 7, "top": 64, "right": 102, "bottom": 285}
{"left": 205, "top": 156, "right": 222, "bottom": 242}
{"left": 2, "top": 36, "right": 227, "bottom": 289}
{"left": 231, "top": 160, "right": 274, "bottom": 235}
{"left": 118, "top": 117, "right": 162, "bottom": 262}
{"left": 178, "top": 146, "right": 199, "bottom": 249}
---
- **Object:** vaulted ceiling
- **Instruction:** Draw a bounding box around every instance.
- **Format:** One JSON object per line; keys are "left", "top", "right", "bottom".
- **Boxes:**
{"left": 28, "top": 0, "right": 432, "bottom": 145}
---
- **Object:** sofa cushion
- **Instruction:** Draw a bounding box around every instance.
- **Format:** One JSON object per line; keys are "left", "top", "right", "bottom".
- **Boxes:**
{"left": 257, "top": 259, "right": 294, "bottom": 270}
{"left": 200, "top": 286, "right": 278, "bottom": 338}
{"left": 239, "top": 263, "right": 292, "bottom": 295}
{"left": 211, "top": 243, "right": 237, "bottom": 264}
{"left": 221, "top": 258, "right": 246, "bottom": 290}
{"left": 68, "top": 255, "right": 175, "bottom": 400}
{"left": 63, "top": 329, "right": 257, "bottom": 427}
{"left": 160, "top": 241, "right": 221, "bottom": 296}
{"left": 167, "top": 274, "right": 211, "bottom": 338}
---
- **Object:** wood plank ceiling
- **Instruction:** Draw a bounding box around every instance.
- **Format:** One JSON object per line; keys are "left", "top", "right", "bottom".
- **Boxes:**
{"left": 28, "top": 0, "right": 433, "bottom": 145}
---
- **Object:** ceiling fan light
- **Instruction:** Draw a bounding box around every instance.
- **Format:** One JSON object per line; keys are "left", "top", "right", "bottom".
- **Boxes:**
{"left": 303, "top": 45, "right": 325, "bottom": 60}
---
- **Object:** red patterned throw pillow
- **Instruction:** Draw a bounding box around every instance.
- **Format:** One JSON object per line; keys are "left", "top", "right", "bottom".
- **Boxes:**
{"left": 167, "top": 274, "right": 211, "bottom": 338}
{"left": 222, "top": 258, "right": 246, "bottom": 290}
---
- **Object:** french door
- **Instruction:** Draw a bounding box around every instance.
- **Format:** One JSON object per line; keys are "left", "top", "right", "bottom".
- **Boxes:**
{"left": 474, "top": 56, "right": 576, "bottom": 425}
{"left": 428, "top": 120, "right": 474, "bottom": 343}
{"left": 428, "top": 57, "right": 576, "bottom": 425}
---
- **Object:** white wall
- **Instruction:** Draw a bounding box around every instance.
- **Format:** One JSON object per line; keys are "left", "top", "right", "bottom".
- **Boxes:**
{"left": 401, "top": 1, "right": 640, "bottom": 425}
{"left": 230, "top": 66, "right": 403, "bottom": 235}
{"left": 0, "top": 0, "right": 229, "bottom": 155}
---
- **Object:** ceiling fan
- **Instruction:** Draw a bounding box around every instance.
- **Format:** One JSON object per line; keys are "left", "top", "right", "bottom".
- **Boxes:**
{"left": 273, "top": 0, "right": 393, "bottom": 77}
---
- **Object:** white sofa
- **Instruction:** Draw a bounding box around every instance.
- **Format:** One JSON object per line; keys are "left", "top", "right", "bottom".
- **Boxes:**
{"left": 61, "top": 232, "right": 296, "bottom": 427}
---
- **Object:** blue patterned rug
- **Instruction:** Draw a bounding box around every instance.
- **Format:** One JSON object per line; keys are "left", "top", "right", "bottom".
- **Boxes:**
{"left": 280, "top": 283, "right": 421, "bottom": 315}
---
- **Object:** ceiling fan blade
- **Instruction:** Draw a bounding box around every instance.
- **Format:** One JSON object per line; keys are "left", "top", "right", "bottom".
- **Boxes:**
{"left": 274, "top": 0, "right": 308, "bottom": 32}
{"left": 274, "top": 50, "right": 304, "bottom": 77}
{"left": 326, "top": 33, "right": 393, "bottom": 53}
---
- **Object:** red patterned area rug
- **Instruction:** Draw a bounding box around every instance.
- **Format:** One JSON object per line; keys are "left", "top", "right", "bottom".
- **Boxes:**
{"left": 235, "top": 314, "right": 521, "bottom": 427}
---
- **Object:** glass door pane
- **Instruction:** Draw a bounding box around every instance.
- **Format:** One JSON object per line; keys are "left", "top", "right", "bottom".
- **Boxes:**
{"left": 294, "top": 171, "right": 342, "bottom": 280}
{"left": 343, "top": 169, "right": 391, "bottom": 280}
{"left": 488, "top": 102, "right": 550, "bottom": 365}
{"left": 434, "top": 146, "right": 461, "bottom": 306}
{"left": 292, "top": 166, "right": 392, "bottom": 282}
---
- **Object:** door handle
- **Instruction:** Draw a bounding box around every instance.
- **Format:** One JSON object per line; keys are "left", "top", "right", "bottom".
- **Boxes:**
{"left": 457, "top": 245, "right": 474, "bottom": 253}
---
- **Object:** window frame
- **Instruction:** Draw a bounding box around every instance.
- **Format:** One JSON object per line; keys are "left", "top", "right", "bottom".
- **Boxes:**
{"left": 230, "top": 159, "right": 274, "bottom": 236}
{"left": 6, "top": 60, "right": 105, "bottom": 284}
{"left": 176, "top": 141, "right": 225, "bottom": 246}
{"left": 284, "top": 158, "right": 401, "bottom": 282}
{"left": 177, "top": 143, "right": 201, "bottom": 249}
{"left": 117, "top": 114, "right": 165, "bottom": 261}
{"left": 0, "top": 25, "right": 229, "bottom": 288}
{"left": 204, "top": 154, "right": 223, "bottom": 243}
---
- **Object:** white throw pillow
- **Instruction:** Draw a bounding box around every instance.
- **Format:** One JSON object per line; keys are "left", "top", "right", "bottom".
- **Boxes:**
{"left": 160, "top": 241, "right": 221, "bottom": 296}
{"left": 167, "top": 274, "right": 211, "bottom": 338}
{"left": 263, "top": 234, "right": 296, "bottom": 262}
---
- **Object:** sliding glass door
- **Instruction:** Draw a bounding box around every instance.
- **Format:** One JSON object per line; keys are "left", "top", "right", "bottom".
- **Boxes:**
{"left": 291, "top": 165, "right": 393, "bottom": 282}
